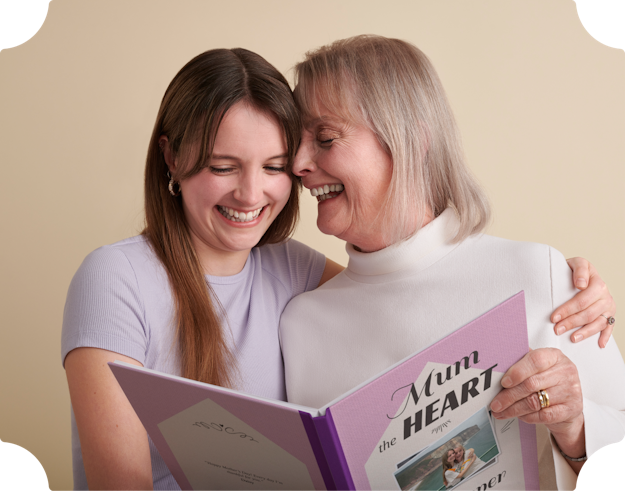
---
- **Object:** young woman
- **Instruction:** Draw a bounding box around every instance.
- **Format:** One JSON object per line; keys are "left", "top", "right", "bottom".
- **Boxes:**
{"left": 63, "top": 46, "right": 612, "bottom": 490}
{"left": 61, "top": 48, "right": 342, "bottom": 490}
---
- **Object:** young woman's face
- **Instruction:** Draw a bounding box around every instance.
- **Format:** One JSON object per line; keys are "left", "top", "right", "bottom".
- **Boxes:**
{"left": 292, "top": 100, "right": 393, "bottom": 253}
{"left": 175, "top": 102, "right": 292, "bottom": 267}
{"left": 446, "top": 450, "right": 456, "bottom": 465}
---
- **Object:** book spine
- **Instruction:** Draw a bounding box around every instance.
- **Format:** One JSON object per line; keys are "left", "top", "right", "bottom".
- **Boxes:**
{"left": 299, "top": 411, "right": 336, "bottom": 490}
{"left": 311, "top": 407, "right": 355, "bottom": 490}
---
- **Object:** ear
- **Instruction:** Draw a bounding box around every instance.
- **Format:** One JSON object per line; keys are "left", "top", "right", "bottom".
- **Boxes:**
{"left": 159, "top": 136, "right": 177, "bottom": 174}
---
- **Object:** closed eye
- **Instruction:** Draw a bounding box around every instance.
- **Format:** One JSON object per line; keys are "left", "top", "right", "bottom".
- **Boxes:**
{"left": 209, "top": 167, "right": 234, "bottom": 174}
{"left": 317, "top": 138, "right": 335, "bottom": 147}
{"left": 265, "top": 165, "right": 287, "bottom": 173}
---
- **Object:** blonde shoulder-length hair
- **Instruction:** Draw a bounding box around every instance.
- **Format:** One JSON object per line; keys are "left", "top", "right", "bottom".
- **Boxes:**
{"left": 293, "top": 35, "right": 490, "bottom": 245}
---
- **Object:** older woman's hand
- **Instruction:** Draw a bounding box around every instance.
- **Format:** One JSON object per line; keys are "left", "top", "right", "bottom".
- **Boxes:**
{"left": 489, "top": 348, "right": 586, "bottom": 472}
{"left": 552, "top": 257, "right": 615, "bottom": 348}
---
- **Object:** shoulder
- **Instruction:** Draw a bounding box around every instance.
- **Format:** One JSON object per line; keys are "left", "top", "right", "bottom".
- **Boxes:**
{"left": 69, "top": 235, "right": 163, "bottom": 300}
{"left": 254, "top": 239, "right": 326, "bottom": 295}
{"left": 464, "top": 233, "right": 551, "bottom": 260}
{"left": 256, "top": 238, "right": 324, "bottom": 266}
{"left": 77, "top": 236, "right": 158, "bottom": 276}
{"left": 466, "top": 236, "right": 570, "bottom": 288}
{"left": 458, "top": 234, "right": 554, "bottom": 276}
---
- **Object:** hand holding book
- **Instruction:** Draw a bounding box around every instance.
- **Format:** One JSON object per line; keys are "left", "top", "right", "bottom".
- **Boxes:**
{"left": 490, "top": 348, "right": 586, "bottom": 473}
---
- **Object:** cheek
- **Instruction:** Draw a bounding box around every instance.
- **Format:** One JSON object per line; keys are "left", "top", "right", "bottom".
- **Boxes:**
{"left": 273, "top": 175, "right": 295, "bottom": 207}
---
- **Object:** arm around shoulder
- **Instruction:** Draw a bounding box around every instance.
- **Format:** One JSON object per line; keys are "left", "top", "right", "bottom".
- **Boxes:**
{"left": 549, "top": 247, "right": 625, "bottom": 456}
{"left": 318, "top": 258, "right": 345, "bottom": 286}
{"left": 65, "top": 348, "right": 153, "bottom": 490}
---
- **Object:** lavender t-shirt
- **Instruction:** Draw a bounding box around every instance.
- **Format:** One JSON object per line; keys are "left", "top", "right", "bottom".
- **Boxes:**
{"left": 61, "top": 235, "right": 325, "bottom": 490}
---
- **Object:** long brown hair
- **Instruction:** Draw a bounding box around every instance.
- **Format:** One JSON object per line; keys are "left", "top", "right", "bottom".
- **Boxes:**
{"left": 143, "top": 49, "right": 301, "bottom": 386}
{"left": 441, "top": 449, "right": 454, "bottom": 485}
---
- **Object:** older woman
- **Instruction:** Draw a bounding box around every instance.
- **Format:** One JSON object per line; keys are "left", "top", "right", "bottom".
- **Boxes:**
{"left": 280, "top": 35, "right": 624, "bottom": 490}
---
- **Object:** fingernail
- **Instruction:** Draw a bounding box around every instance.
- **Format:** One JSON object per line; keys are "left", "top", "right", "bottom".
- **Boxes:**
{"left": 573, "top": 334, "right": 582, "bottom": 343}
{"left": 556, "top": 326, "right": 565, "bottom": 335}
{"left": 553, "top": 314, "right": 561, "bottom": 323}
{"left": 501, "top": 376, "right": 512, "bottom": 387}
{"left": 576, "top": 278, "right": 587, "bottom": 288}
{"left": 490, "top": 400, "right": 502, "bottom": 412}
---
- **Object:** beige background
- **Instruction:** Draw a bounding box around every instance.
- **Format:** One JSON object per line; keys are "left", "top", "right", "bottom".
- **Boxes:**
{"left": 0, "top": 1, "right": 622, "bottom": 489}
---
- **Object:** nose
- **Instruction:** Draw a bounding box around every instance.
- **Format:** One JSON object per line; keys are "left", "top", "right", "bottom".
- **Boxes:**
{"left": 292, "top": 136, "right": 317, "bottom": 177}
{"left": 233, "top": 169, "right": 263, "bottom": 206}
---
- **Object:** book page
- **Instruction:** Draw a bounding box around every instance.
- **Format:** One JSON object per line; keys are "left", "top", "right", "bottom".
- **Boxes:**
{"left": 109, "top": 363, "right": 328, "bottom": 490}
{"left": 158, "top": 397, "right": 315, "bottom": 489}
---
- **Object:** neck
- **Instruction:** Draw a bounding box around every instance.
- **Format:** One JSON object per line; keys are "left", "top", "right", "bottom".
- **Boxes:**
{"left": 189, "top": 231, "right": 251, "bottom": 276}
{"left": 352, "top": 209, "right": 434, "bottom": 253}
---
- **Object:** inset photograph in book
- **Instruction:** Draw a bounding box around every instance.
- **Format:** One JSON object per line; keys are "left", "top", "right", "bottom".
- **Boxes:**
{"left": 393, "top": 407, "right": 499, "bottom": 490}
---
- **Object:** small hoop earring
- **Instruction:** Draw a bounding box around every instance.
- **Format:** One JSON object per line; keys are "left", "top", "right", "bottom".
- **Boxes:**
{"left": 167, "top": 171, "right": 181, "bottom": 197}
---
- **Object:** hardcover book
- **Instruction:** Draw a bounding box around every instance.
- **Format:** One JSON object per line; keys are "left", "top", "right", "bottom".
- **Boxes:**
{"left": 110, "top": 291, "right": 539, "bottom": 490}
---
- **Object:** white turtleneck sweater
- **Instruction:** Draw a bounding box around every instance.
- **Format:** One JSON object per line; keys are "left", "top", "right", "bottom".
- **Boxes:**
{"left": 280, "top": 208, "right": 625, "bottom": 490}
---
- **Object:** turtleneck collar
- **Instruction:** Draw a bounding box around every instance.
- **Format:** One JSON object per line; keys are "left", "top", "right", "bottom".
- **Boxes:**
{"left": 344, "top": 208, "right": 462, "bottom": 282}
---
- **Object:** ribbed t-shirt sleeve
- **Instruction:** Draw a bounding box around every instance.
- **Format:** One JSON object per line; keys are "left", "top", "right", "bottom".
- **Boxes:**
{"left": 61, "top": 246, "right": 148, "bottom": 366}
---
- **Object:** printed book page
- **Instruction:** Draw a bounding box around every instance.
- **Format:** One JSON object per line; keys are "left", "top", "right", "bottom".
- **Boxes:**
{"left": 109, "top": 363, "right": 328, "bottom": 490}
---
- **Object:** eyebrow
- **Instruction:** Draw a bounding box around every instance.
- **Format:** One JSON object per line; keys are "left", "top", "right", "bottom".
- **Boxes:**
{"left": 303, "top": 114, "right": 348, "bottom": 130}
{"left": 210, "top": 153, "right": 289, "bottom": 161}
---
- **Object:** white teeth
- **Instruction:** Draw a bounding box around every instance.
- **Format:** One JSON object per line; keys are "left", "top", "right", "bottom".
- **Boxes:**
{"left": 309, "top": 184, "right": 344, "bottom": 199}
{"left": 218, "top": 206, "right": 263, "bottom": 223}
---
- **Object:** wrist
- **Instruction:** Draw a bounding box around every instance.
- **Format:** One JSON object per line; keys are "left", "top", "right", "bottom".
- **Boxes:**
{"left": 550, "top": 414, "right": 585, "bottom": 459}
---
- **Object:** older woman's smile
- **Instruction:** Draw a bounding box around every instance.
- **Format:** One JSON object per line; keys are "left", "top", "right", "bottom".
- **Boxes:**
{"left": 309, "top": 183, "right": 344, "bottom": 201}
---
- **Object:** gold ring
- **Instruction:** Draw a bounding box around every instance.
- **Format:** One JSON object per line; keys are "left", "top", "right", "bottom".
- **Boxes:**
{"left": 537, "top": 389, "right": 550, "bottom": 409}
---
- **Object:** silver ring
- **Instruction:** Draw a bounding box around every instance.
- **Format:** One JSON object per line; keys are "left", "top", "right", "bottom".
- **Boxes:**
{"left": 537, "top": 389, "right": 550, "bottom": 409}
{"left": 601, "top": 314, "right": 616, "bottom": 325}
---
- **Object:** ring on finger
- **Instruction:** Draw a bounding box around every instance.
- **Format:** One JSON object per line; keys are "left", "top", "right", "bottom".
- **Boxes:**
{"left": 601, "top": 314, "right": 616, "bottom": 326}
{"left": 537, "top": 389, "right": 550, "bottom": 409}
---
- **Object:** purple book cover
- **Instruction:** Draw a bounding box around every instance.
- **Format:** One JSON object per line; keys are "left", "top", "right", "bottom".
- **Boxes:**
{"left": 111, "top": 292, "right": 537, "bottom": 490}
{"left": 325, "top": 291, "right": 538, "bottom": 490}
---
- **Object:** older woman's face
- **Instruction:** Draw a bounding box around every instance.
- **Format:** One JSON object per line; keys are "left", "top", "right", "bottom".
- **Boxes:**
{"left": 293, "top": 107, "right": 392, "bottom": 252}
{"left": 454, "top": 447, "right": 464, "bottom": 461}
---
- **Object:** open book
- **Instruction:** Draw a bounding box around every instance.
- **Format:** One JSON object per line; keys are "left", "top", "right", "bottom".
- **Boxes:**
{"left": 110, "top": 291, "right": 539, "bottom": 490}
